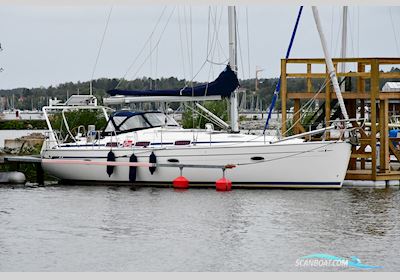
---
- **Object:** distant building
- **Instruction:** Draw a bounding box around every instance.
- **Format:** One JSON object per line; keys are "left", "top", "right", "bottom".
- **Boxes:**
{"left": 382, "top": 82, "right": 400, "bottom": 92}
{"left": 0, "top": 110, "right": 44, "bottom": 121}
{"left": 382, "top": 82, "right": 400, "bottom": 115}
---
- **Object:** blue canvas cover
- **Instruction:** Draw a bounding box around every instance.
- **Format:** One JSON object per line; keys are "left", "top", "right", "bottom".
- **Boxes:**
{"left": 107, "top": 65, "right": 239, "bottom": 98}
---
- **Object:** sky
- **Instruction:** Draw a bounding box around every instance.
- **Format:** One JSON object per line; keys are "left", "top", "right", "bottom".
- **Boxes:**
{"left": 0, "top": 1, "right": 399, "bottom": 89}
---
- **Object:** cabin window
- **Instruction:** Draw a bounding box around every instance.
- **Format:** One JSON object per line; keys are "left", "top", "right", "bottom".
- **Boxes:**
{"left": 106, "top": 142, "right": 119, "bottom": 147}
{"left": 135, "top": 141, "right": 150, "bottom": 147}
{"left": 103, "top": 114, "right": 150, "bottom": 134}
{"left": 175, "top": 140, "right": 191, "bottom": 145}
{"left": 119, "top": 115, "right": 150, "bottom": 131}
{"left": 251, "top": 156, "right": 264, "bottom": 161}
{"left": 102, "top": 111, "right": 179, "bottom": 135}
{"left": 104, "top": 121, "right": 116, "bottom": 133}
{"left": 144, "top": 112, "right": 178, "bottom": 127}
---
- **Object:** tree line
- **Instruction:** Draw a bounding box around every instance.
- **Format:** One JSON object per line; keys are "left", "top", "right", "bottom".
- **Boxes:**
{"left": 1, "top": 66, "right": 399, "bottom": 111}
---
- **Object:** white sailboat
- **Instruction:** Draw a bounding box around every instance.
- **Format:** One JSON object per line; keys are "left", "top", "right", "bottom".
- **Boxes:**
{"left": 40, "top": 6, "right": 352, "bottom": 188}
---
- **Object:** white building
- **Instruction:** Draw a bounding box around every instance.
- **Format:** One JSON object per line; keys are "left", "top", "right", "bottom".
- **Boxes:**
{"left": 382, "top": 82, "right": 400, "bottom": 92}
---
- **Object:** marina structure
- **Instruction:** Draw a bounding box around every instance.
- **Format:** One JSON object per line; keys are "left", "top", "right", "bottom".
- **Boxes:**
{"left": 280, "top": 57, "right": 400, "bottom": 183}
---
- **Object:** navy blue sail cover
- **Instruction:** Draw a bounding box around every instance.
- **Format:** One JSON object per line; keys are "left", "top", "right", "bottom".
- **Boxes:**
{"left": 107, "top": 65, "right": 239, "bottom": 98}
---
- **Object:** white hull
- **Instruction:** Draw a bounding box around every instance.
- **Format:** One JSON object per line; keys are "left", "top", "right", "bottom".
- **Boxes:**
{"left": 41, "top": 141, "right": 351, "bottom": 188}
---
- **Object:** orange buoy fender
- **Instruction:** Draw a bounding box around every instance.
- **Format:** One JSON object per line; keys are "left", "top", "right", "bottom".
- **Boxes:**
{"left": 215, "top": 177, "right": 232, "bottom": 191}
{"left": 173, "top": 176, "right": 189, "bottom": 189}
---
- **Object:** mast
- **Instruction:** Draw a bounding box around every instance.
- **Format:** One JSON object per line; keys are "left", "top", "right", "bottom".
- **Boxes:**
{"left": 312, "top": 6, "right": 349, "bottom": 122}
{"left": 90, "top": 81, "right": 93, "bottom": 96}
{"left": 255, "top": 67, "right": 264, "bottom": 111}
{"left": 255, "top": 66, "right": 264, "bottom": 92}
{"left": 228, "top": 6, "right": 239, "bottom": 132}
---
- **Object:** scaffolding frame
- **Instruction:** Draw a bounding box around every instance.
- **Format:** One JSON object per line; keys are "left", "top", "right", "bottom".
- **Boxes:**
{"left": 280, "top": 57, "right": 400, "bottom": 181}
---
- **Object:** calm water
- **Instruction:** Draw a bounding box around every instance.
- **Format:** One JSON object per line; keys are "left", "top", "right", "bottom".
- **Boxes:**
{"left": 0, "top": 184, "right": 399, "bottom": 272}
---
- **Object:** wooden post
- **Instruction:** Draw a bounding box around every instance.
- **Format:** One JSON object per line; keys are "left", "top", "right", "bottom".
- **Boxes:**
{"left": 360, "top": 99, "right": 366, "bottom": 170}
{"left": 281, "top": 59, "right": 287, "bottom": 136}
{"left": 347, "top": 67, "right": 357, "bottom": 169}
{"left": 379, "top": 99, "right": 390, "bottom": 172}
{"left": 348, "top": 99, "right": 357, "bottom": 170}
{"left": 370, "top": 59, "right": 379, "bottom": 180}
{"left": 307, "top": 63, "right": 312, "bottom": 93}
{"left": 358, "top": 63, "right": 366, "bottom": 170}
{"left": 293, "top": 99, "right": 300, "bottom": 135}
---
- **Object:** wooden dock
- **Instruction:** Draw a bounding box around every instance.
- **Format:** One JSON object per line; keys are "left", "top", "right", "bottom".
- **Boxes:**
{"left": 0, "top": 155, "right": 44, "bottom": 185}
{"left": 280, "top": 57, "right": 400, "bottom": 182}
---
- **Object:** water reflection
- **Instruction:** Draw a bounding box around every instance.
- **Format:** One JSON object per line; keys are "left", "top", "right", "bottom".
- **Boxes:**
{"left": 346, "top": 188, "right": 398, "bottom": 237}
{"left": 0, "top": 185, "right": 399, "bottom": 271}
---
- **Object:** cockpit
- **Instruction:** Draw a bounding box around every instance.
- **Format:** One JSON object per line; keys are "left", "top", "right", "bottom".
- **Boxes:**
{"left": 102, "top": 111, "right": 179, "bottom": 135}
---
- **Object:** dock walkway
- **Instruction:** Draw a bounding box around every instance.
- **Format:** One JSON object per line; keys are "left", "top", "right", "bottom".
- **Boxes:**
{"left": 0, "top": 155, "right": 44, "bottom": 185}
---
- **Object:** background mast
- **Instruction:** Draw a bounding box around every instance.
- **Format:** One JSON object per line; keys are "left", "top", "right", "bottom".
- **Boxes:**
{"left": 228, "top": 6, "right": 239, "bottom": 132}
